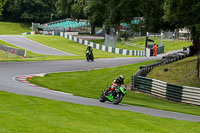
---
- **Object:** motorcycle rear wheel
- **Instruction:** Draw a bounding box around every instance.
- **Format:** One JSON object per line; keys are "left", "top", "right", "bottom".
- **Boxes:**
{"left": 113, "top": 93, "right": 123, "bottom": 104}
{"left": 99, "top": 94, "right": 106, "bottom": 102}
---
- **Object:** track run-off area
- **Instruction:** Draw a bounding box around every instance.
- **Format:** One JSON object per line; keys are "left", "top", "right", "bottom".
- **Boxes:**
{"left": 0, "top": 35, "right": 200, "bottom": 122}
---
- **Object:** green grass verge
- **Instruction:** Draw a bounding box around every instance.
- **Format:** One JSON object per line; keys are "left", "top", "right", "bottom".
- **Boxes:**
{"left": 0, "top": 36, "right": 129, "bottom": 61}
{"left": 0, "top": 22, "right": 30, "bottom": 35}
{"left": 91, "top": 38, "right": 192, "bottom": 52}
{"left": 25, "top": 35, "right": 127, "bottom": 58}
{"left": 0, "top": 91, "right": 199, "bottom": 133}
{"left": 28, "top": 60, "right": 200, "bottom": 116}
{"left": 147, "top": 56, "right": 200, "bottom": 88}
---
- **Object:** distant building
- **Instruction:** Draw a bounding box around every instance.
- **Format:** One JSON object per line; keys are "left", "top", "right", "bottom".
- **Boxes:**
{"left": 178, "top": 28, "right": 191, "bottom": 41}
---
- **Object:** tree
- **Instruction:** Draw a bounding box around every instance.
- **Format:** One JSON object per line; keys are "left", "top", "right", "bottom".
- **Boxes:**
{"left": 0, "top": 0, "right": 6, "bottom": 13}
{"left": 84, "top": 0, "right": 106, "bottom": 34}
{"left": 163, "top": 0, "right": 200, "bottom": 54}
{"left": 0, "top": 0, "right": 6, "bottom": 14}
{"left": 56, "top": 0, "right": 142, "bottom": 35}
{"left": 2, "top": 0, "right": 56, "bottom": 23}
{"left": 88, "top": 0, "right": 141, "bottom": 34}
{"left": 71, "top": 0, "right": 86, "bottom": 20}
{"left": 141, "top": 0, "right": 165, "bottom": 33}
{"left": 56, "top": 0, "right": 74, "bottom": 18}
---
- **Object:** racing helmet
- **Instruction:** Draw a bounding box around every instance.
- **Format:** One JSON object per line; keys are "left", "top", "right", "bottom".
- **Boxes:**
{"left": 119, "top": 75, "right": 124, "bottom": 82}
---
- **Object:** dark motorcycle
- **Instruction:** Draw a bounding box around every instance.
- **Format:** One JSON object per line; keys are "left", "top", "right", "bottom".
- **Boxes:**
{"left": 99, "top": 85, "right": 127, "bottom": 104}
{"left": 86, "top": 51, "right": 94, "bottom": 61}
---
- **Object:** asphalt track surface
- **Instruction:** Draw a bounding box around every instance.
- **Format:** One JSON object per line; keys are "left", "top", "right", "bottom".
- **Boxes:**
{"left": 0, "top": 35, "right": 73, "bottom": 55}
{"left": 0, "top": 35, "right": 199, "bottom": 122}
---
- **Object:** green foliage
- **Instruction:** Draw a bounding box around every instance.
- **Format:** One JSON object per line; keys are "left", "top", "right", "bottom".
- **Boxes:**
{"left": 56, "top": 0, "right": 86, "bottom": 20}
{"left": 141, "top": 0, "right": 165, "bottom": 32}
{"left": 163, "top": 0, "right": 200, "bottom": 29}
{"left": 104, "top": 0, "right": 141, "bottom": 30}
{"left": 0, "top": 0, "right": 6, "bottom": 14}
{"left": 2, "top": 0, "right": 56, "bottom": 23}
{"left": 56, "top": 0, "right": 74, "bottom": 18}
{"left": 164, "top": 0, "right": 200, "bottom": 53}
{"left": 84, "top": 0, "right": 106, "bottom": 23}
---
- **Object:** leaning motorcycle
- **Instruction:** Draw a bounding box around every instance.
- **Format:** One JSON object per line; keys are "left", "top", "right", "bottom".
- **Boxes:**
{"left": 99, "top": 85, "right": 127, "bottom": 104}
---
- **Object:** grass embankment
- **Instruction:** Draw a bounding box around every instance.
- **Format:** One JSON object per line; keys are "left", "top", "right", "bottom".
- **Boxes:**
{"left": 0, "top": 91, "right": 200, "bottom": 133}
{"left": 0, "top": 22, "right": 30, "bottom": 35}
{"left": 26, "top": 35, "right": 127, "bottom": 59}
{"left": 0, "top": 36, "right": 128, "bottom": 61}
{"left": 91, "top": 37, "right": 192, "bottom": 52}
{"left": 28, "top": 60, "right": 200, "bottom": 116}
{"left": 148, "top": 56, "right": 200, "bottom": 88}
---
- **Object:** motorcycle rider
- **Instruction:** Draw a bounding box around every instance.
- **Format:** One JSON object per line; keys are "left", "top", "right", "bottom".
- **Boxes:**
{"left": 105, "top": 75, "right": 125, "bottom": 95}
{"left": 86, "top": 45, "right": 94, "bottom": 61}
{"left": 86, "top": 45, "right": 93, "bottom": 54}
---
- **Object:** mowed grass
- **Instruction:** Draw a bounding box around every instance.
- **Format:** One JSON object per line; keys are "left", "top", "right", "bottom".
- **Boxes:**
{"left": 0, "top": 91, "right": 200, "bottom": 133}
{"left": 0, "top": 36, "right": 129, "bottom": 61}
{"left": 147, "top": 56, "right": 200, "bottom": 88}
{"left": 91, "top": 37, "right": 192, "bottom": 52}
{"left": 0, "top": 22, "right": 30, "bottom": 35}
{"left": 26, "top": 35, "right": 127, "bottom": 58}
{"left": 28, "top": 60, "right": 200, "bottom": 116}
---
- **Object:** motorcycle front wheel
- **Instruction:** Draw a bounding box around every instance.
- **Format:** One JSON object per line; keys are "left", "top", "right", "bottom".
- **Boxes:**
{"left": 113, "top": 93, "right": 123, "bottom": 104}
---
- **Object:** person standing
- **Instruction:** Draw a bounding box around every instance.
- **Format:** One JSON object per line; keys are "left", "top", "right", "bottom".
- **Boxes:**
{"left": 153, "top": 44, "right": 157, "bottom": 56}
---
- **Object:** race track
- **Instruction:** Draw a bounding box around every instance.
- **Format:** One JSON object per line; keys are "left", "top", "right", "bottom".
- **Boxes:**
{"left": 0, "top": 35, "right": 73, "bottom": 55}
{"left": 0, "top": 35, "right": 199, "bottom": 122}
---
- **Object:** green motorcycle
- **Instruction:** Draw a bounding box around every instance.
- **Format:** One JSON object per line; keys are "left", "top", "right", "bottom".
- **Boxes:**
{"left": 99, "top": 85, "right": 127, "bottom": 104}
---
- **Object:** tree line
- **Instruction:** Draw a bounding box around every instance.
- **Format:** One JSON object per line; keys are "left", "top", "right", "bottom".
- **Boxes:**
{"left": 0, "top": 0, "right": 200, "bottom": 53}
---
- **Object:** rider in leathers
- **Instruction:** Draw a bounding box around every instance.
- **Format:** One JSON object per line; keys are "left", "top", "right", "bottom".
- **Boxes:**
{"left": 105, "top": 75, "right": 124, "bottom": 95}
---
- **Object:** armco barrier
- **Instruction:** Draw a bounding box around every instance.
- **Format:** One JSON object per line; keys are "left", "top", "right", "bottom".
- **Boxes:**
{"left": 0, "top": 44, "right": 26, "bottom": 57}
{"left": 131, "top": 50, "right": 200, "bottom": 105}
{"left": 136, "top": 76, "right": 200, "bottom": 105}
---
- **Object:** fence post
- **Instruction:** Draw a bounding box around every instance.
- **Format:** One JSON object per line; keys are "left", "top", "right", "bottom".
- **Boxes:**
{"left": 197, "top": 51, "right": 200, "bottom": 78}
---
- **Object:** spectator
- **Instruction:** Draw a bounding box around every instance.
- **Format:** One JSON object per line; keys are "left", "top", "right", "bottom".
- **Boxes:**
{"left": 153, "top": 44, "right": 157, "bottom": 56}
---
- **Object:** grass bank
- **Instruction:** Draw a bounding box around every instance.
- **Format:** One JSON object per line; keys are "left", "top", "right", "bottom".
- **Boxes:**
{"left": 28, "top": 60, "right": 200, "bottom": 116}
{"left": 0, "top": 36, "right": 129, "bottom": 61}
{"left": 147, "top": 56, "right": 200, "bottom": 88}
{"left": 26, "top": 35, "right": 127, "bottom": 58}
{"left": 91, "top": 38, "right": 192, "bottom": 52}
{"left": 0, "top": 22, "right": 30, "bottom": 35}
{"left": 0, "top": 91, "right": 199, "bottom": 133}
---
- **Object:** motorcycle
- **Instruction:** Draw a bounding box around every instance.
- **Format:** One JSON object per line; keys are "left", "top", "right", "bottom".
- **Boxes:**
{"left": 86, "top": 51, "right": 94, "bottom": 62}
{"left": 99, "top": 85, "right": 127, "bottom": 104}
